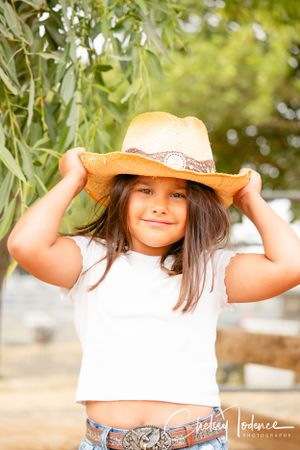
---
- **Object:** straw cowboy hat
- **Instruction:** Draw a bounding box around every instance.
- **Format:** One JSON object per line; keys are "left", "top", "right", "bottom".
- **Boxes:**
{"left": 78, "top": 111, "right": 251, "bottom": 207}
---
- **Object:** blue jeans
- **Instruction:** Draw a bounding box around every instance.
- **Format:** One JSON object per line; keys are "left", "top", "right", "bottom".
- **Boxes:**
{"left": 79, "top": 406, "right": 228, "bottom": 450}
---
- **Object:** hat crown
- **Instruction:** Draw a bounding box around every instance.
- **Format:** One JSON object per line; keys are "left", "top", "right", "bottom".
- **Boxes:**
{"left": 121, "top": 112, "right": 214, "bottom": 162}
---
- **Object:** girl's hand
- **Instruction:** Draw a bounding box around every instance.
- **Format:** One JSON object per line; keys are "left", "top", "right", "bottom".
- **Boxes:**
{"left": 233, "top": 167, "right": 262, "bottom": 210}
{"left": 59, "top": 147, "right": 88, "bottom": 192}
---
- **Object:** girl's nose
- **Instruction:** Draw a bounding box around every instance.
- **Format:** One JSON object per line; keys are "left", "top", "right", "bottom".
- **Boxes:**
{"left": 150, "top": 193, "right": 169, "bottom": 214}
{"left": 151, "top": 204, "right": 167, "bottom": 214}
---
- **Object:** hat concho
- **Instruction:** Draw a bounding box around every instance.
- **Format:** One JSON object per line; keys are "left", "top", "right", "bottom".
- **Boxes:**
{"left": 164, "top": 152, "right": 186, "bottom": 170}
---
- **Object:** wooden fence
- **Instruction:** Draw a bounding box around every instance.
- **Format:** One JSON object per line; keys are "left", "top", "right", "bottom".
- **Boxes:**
{"left": 216, "top": 328, "right": 300, "bottom": 450}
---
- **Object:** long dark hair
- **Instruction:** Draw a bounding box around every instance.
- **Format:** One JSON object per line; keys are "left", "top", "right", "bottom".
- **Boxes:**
{"left": 61, "top": 174, "right": 231, "bottom": 314}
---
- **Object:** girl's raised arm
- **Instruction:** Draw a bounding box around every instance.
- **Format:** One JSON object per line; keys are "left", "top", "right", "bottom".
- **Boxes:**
{"left": 225, "top": 168, "right": 300, "bottom": 303}
{"left": 7, "top": 148, "right": 88, "bottom": 289}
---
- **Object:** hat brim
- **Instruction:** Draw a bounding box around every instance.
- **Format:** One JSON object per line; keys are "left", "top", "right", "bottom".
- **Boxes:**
{"left": 79, "top": 152, "right": 251, "bottom": 208}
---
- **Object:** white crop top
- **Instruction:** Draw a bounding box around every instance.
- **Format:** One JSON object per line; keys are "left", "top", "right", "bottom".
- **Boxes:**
{"left": 60, "top": 235, "right": 237, "bottom": 407}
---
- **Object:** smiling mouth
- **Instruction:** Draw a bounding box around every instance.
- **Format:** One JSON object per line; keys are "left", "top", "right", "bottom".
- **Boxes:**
{"left": 143, "top": 219, "right": 173, "bottom": 225}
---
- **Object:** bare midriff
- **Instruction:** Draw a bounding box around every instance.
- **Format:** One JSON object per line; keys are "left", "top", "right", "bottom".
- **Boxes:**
{"left": 86, "top": 400, "right": 214, "bottom": 429}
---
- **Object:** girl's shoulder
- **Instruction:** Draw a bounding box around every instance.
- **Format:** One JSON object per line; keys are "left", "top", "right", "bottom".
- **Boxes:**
{"left": 209, "top": 247, "right": 238, "bottom": 279}
{"left": 201, "top": 247, "right": 236, "bottom": 263}
{"left": 212, "top": 246, "right": 237, "bottom": 258}
{"left": 64, "top": 234, "right": 107, "bottom": 270}
{"left": 60, "top": 235, "right": 107, "bottom": 302}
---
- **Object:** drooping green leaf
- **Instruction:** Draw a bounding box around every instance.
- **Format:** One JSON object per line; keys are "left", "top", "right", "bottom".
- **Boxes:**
{"left": 32, "top": 136, "right": 51, "bottom": 148}
{"left": 142, "top": 12, "right": 170, "bottom": 60}
{"left": 120, "top": 78, "right": 142, "bottom": 104}
{"left": 26, "top": 76, "right": 35, "bottom": 128}
{"left": 20, "top": 0, "right": 45, "bottom": 10}
{"left": 145, "top": 50, "right": 163, "bottom": 79}
{"left": 21, "top": 22, "right": 34, "bottom": 46}
{"left": 16, "top": 140, "right": 35, "bottom": 183}
{"left": 0, "top": 37, "right": 19, "bottom": 86}
{"left": 34, "top": 173, "right": 48, "bottom": 195}
{"left": 35, "top": 52, "right": 64, "bottom": 62}
{"left": 60, "top": 68, "right": 76, "bottom": 105}
{"left": 0, "top": 22, "right": 14, "bottom": 39}
{"left": 65, "top": 93, "right": 81, "bottom": 148}
{"left": 46, "top": 23, "right": 65, "bottom": 46}
{"left": 0, "top": 145, "right": 26, "bottom": 182}
{"left": 0, "top": 122, "right": 5, "bottom": 147}
{"left": 2, "top": 2, "right": 23, "bottom": 39}
{"left": 0, "top": 66, "right": 19, "bottom": 95}
{"left": 44, "top": 102, "right": 57, "bottom": 142}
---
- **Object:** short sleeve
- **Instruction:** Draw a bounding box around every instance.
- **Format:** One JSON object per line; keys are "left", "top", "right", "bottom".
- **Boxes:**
{"left": 60, "top": 235, "right": 101, "bottom": 302}
{"left": 212, "top": 248, "right": 238, "bottom": 312}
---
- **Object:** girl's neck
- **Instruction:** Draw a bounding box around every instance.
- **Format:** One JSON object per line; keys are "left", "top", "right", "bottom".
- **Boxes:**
{"left": 127, "top": 248, "right": 162, "bottom": 258}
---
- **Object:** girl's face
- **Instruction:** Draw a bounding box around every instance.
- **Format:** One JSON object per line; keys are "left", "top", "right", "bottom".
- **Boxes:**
{"left": 127, "top": 176, "right": 188, "bottom": 255}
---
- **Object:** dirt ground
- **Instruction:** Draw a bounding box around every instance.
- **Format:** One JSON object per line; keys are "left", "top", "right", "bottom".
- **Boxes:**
{"left": 0, "top": 341, "right": 299, "bottom": 450}
{"left": 0, "top": 341, "right": 85, "bottom": 450}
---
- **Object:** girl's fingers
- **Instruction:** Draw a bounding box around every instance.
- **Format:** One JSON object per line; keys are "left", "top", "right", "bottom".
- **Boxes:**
{"left": 59, "top": 148, "right": 88, "bottom": 180}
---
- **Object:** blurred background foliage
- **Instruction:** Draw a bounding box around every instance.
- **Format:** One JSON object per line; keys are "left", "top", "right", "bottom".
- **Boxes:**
{"left": 0, "top": 0, "right": 300, "bottom": 252}
{"left": 145, "top": 0, "right": 300, "bottom": 197}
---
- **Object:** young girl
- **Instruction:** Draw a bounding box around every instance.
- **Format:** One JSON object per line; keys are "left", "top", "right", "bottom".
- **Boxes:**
{"left": 7, "top": 112, "right": 300, "bottom": 450}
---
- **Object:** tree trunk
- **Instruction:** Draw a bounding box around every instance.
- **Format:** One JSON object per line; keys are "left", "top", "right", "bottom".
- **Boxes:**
{"left": 0, "top": 235, "right": 10, "bottom": 376}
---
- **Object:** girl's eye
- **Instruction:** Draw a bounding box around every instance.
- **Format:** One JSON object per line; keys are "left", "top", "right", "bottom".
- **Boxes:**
{"left": 137, "top": 188, "right": 186, "bottom": 198}
{"left": 172, "top": 192, "right": 186, "bottom": 199}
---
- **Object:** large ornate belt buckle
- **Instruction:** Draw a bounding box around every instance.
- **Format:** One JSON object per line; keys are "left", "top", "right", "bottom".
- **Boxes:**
{"left": 122, "top": 425, "right": 172, "bottom": 450}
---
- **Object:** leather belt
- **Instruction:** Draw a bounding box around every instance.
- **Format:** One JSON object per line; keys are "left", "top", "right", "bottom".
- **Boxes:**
{"left": 85, "top": 413, "right": 226, "bottom": 450}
